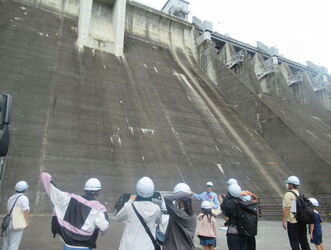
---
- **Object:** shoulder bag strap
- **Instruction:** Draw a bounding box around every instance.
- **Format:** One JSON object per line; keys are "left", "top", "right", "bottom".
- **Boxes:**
{"left": 9, "top": 195, "right": 22, "bottom": 215}
{"left": 131, "top": 203, "right": 159, "bottom": 248}
{"left": 288, "top": 191, "right": 298, "bottom": 198}
{"left": 287, "top": 191, "right": 298, "bottom": 215}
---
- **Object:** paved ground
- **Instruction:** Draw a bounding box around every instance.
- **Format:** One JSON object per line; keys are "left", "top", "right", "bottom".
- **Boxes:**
{"left": 0, "top": 215, "right": 329, "bottom": 249}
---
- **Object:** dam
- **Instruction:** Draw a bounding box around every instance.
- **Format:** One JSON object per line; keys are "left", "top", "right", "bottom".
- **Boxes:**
{"left": 0, "top": 0, "right": 330, "bottom": 225}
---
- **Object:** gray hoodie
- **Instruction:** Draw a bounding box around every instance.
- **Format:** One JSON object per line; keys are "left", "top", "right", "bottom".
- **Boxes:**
{"left": 162, "top": 193, "right": 197, "bottom": 250}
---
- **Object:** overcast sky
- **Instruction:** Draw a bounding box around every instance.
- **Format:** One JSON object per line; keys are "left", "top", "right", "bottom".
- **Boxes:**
{"left": 135, "top": 0, "right": 330, "bottom": 72}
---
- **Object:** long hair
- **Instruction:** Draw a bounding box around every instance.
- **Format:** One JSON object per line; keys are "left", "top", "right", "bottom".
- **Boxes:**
{"left": 183, "top": 198, "right": 193, "bottom": 216}
{"left": 201, "top": 208, "right": 214, "bottom": 222}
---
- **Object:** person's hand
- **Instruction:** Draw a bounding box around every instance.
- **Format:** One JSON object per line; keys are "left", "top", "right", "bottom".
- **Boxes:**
{"left": 282, "top": 220, "right": 287, "bottom": 230}
{"left": 130, "top": 195, "right": 136, "bottom": 201}
{"left": 310, "top": 233, "right": 313, "bottom": 240}
{"left": 218, "top": 195, "right": 223, "bottom": 204}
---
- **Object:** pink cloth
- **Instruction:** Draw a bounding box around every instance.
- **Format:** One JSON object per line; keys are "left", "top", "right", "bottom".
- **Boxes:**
{"left": 196, "top": 213, "right": 217, "bottom": 238}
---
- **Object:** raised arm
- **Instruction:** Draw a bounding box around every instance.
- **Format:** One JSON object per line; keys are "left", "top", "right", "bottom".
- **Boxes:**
{"left": 112, "top": 202, "right": 130, "bottom": 223}
{"left": 192, "top": 192, "right": 204, "bottom": 201}
{"left": 40, "top": 172, "right": 70, "bottom": 208}
{"left": 213, "top": 194, "right": 220, "bottom": 209}
{"left": 164, "top": 192, "right": 192, "bottom": 220}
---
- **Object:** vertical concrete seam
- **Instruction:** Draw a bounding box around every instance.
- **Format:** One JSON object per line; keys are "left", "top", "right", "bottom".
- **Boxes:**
{"left": 34, "top": 1, "right": 65, "bottom": 211}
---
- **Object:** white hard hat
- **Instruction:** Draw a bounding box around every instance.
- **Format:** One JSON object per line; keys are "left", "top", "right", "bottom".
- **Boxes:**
{"left": 84, "top": 178, "right": 102, "bottom": 191}
{"left": 241, "top": 195, "right": 252, "bottom": 202}
{"left": 173, "top": 183, "right": 191, "bottom": 193}
{"left": 206, "top": 181, "right": 214, "bottom": 187}
{"left": 226, "top": 178, "right": 238, "bottom": 185}
{"left": 161, "top": 201, "right": 167, "bottom": 212}
{"left": 228, "top": 184, "right": 242, "bottom": 198}
{"left": 201, "top": 200, "right": 213, "bottom": 209}
{"left": 15, "top": 181, "right": 29, "bottom": 192}
{"left": 136, "top": 177, "right": 154, "bottom": 198}
{"left": 285, "top": 176, "right": 300, "bottom": 186}
{"left": 309, "top": 198, "right": 319, "bottom": 207}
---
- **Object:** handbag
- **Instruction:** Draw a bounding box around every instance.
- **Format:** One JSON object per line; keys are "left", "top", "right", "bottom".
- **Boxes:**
{"left": 1, "top": 195, "right": 22, "bottom": 237}
{"left": 12, "top": 205, "right": 28, "bottom": 230}
{"left": 131, "top": 203, "right": 161, "bottom": 250}
{"left": 155, "top": 227, "right": 165, "bottom": 245}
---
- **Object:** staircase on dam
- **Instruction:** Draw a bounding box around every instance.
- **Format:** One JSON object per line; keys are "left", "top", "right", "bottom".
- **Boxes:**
{"left": 1, "top": 0, "right": 330, "bottom": 222}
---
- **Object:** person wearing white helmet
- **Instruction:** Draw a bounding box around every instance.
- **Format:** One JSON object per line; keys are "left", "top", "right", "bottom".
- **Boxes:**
{"left": 282, "top": 176, "right": 311, "bottom": 250}
{"left": 2, "top": 181, "right": 30, "bottom": 250}
{"left": 113, "top": 177, "right": 161, "bottom": 250}
{"left": 221, "top": 184, "right": 251, "bottom": 250}
{"left": 192, "top": 181, "right": 220, "bottom": 212}
{"left": 196, "top": 201, "right": 217, "bottom": 250}
{"left": 226, "top": 178, "right": 238, "bottom": 186}
{"left": 162, "top": 183, "right": 197, "bottom": 250}
{"left": 158, "top": 201, "right": 169, "bottom": 234}
{"left": 40, "top": 172, "right": 109, "bottom": 250}
{"left": 308, "top": 198, "right": 324, "bottom": 250}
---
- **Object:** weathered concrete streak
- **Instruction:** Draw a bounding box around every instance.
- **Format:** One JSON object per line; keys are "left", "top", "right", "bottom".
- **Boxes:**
{"left": 2, "top": 0, "right": 331, "bottom": 220}
{"left": 197, "top": 40, "right": 331, "bottom": 217}
{"left": 0, "top": 1, "right": 254, "bottom": 215}
{"left": 169, "top": 41, "right": 286, "bottom": 198}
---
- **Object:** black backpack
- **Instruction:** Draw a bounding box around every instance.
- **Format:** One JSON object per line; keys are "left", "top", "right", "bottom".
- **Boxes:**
{"left": 234, "top": 199, "right": 258, "bottom": 237}
{"left": 289, "top": 191, "right": 314, "bottom": 225}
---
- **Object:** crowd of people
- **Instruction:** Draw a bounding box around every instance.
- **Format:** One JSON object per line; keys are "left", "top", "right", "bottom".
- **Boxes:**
{"left": 1, "top": 173, "right": 325, "bottom": 250}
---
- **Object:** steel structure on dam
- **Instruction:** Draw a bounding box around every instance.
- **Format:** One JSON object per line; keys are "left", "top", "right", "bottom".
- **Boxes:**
{"left": 0, "top": 0, "right": 330, "bottom": 220}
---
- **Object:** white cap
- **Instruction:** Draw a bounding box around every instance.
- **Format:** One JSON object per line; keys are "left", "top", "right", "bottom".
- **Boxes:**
{"left": 201, "top": 200, "right": 213, "bottom": 209}
{"left": 206, "top": 181, "right": 214, "bottom": 187}
{"left": 15, "top": 181, "right": 29, "bottom": 192}
{"left": 136, "top": 177, "right": 154, "bottom": 198}
{"left": 309, "top": 198, "right": 319, "bottom": 207}
{"left": 285, "top": 176, "right": 300, "bottom": 186}
{"left": 226, "top": 178, "right": 238, "bottom": 185}
{"left": 84, "top": 178, "right": 102, "bottom": 191}
{"left": 173, "top": 183, "right": 191, "bottom": 193}
{"left": 228, "top": 184, "right": 242, "bottom": 198}
{"left": 241, "top": 195, "right": 252, "bottom": 201}
{"left": 161, "top": 201, "right": 167, "bottom": 212}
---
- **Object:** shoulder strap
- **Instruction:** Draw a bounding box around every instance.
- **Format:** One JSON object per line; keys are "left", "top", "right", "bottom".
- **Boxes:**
{"left": 9, "top": 195, "right": 22, "bottom": 215}
{"left": 288, "top": 191, "right": 298, "bottom": 198}
{"left": 131, "top": 203, "right": 159, "bottom": 248}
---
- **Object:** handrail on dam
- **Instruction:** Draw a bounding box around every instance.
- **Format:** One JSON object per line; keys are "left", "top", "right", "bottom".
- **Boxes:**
{"left": 209, "top": 31, "right": 322, "bottom": 76}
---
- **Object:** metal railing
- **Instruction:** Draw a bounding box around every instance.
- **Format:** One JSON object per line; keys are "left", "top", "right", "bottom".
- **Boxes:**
{"left": 288, "top": 72, "right": 303, "bottom": 86}
{"left": 226, "top": 51, "right": 244, "bottom": 69}
{"left": 256, "top": 57, "right": 278, "bottom": 79}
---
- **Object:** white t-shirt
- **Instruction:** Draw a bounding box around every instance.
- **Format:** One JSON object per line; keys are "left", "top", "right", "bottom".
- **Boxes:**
{"left": 7, "top": 193, "right": 30, "bottom": 214}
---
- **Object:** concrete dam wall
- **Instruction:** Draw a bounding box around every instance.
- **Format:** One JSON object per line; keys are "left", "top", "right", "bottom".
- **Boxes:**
{"left": 0, "top": 0, "right": 330, "bottom": 219}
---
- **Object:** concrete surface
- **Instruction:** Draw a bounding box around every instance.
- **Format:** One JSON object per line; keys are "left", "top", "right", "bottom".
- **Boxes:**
{"left": 197, "top": 40, "right": 331, "bottom": 218}
{"left": 0, "top": 0, "right": 331, "bottom": 224}
{"left": 0, "top": 215, "right": 330, "bottom": 249}
{"left": 0, "top": 0, "right": 291, "bottom": 218}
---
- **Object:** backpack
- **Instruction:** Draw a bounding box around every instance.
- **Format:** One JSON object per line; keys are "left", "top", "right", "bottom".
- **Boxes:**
{"left": 289, "top": 191, "right": 314, "bottom": 225}
{"left": 233, "top": 199, "right": 258, "bottom": 237}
